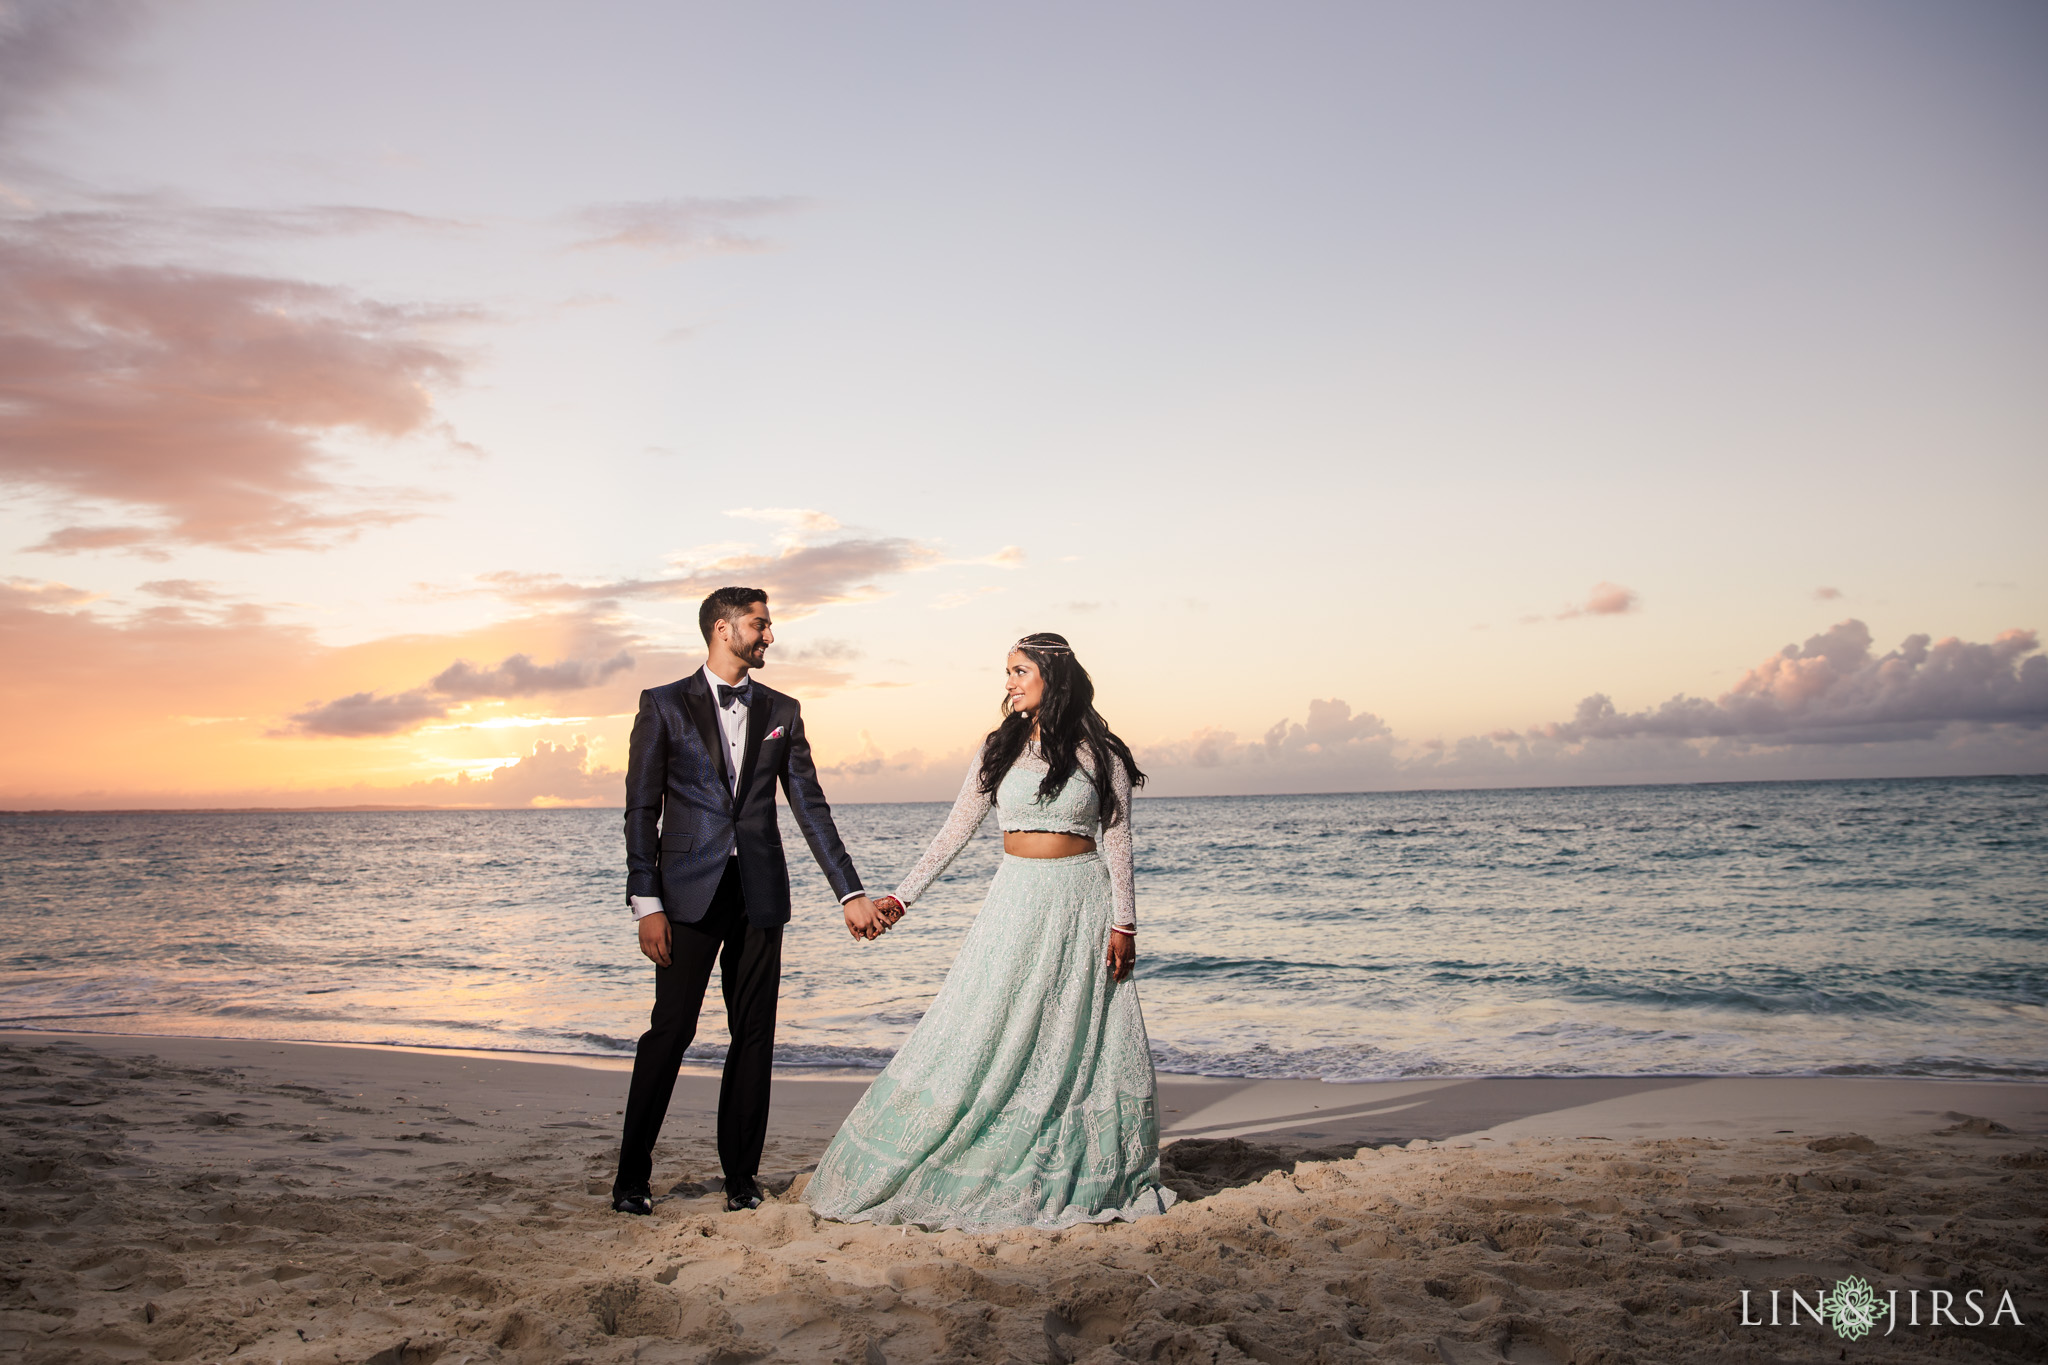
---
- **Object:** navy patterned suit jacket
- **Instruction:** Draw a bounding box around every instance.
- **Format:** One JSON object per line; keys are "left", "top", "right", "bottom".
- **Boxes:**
{"left": 623, "top": 670, "right": 863, "bottom": 928}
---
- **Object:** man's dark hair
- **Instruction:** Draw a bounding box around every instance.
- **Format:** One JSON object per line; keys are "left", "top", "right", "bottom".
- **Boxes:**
{"left": 699, "top": 587, "right": 768, "bottom": 645}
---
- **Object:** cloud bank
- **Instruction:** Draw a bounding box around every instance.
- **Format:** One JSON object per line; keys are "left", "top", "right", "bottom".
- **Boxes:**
{"left": 819, "top": 621, "right": 2048, "bottom": 803}
{"left": 1139, "top": 619, "right": 2046, "bottom": 795}
{"left": 1540, "top": 621, "right": 2046, "bottom": 746}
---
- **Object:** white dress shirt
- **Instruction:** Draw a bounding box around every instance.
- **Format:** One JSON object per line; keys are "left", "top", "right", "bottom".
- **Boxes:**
{"left": 630, "top": 665, "right": 864, "bottom": 920}
{"left": 706, "top": 661, "right": 750, "bottom": 818}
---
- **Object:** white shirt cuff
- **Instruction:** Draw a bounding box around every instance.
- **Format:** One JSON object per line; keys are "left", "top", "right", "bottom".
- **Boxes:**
{"left": 839, "top": 889, "right": 867, "bottom": 904}
{"left": 630, "top": 895, "right": 666, "bottom": 921}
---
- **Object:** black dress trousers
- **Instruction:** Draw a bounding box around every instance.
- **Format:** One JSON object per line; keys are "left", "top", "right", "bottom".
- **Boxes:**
{"left": 613, "top": 858, "right": 783, "bottom": 1197}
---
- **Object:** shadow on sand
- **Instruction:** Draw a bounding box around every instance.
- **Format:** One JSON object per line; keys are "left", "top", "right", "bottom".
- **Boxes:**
{"left": 1160, "top": 1136, "right": 1366, "bottom": 1200}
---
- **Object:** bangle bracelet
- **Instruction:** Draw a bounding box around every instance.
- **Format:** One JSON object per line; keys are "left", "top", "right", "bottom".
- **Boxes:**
{"left": 1110, "top": 925, "right": 1136, "bottom": 937}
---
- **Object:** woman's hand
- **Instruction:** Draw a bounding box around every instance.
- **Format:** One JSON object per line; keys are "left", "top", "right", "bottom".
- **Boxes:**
{"left": 1106, "top": 929, "right": 1135, "bottom": 982}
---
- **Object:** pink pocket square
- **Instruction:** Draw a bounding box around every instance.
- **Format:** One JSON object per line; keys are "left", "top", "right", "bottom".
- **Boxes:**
{"left": 765, "top": 725, "right": 786, "bottom": 740}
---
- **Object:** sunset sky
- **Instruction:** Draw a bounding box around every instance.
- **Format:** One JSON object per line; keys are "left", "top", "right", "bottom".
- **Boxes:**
{"left": 2, "top": 0, "right": 2044, "bottom": 808}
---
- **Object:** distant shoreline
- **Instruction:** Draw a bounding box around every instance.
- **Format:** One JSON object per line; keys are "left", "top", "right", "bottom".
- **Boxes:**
{"left": 4, "top": 769, "right": 2043, "bottom": 814}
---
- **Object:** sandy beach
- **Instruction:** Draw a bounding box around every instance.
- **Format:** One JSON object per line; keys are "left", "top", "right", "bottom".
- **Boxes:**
{"left": 3, "top": 1030, "right": 2043, "bottom": 1364}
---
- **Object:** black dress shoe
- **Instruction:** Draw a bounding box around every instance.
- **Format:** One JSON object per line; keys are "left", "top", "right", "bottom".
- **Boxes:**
{"left": 723, "top": 1183, "right": 763, "bottom": 1211}
{"left": 612, "top": 1191, "right": 653, "bottom": 1215}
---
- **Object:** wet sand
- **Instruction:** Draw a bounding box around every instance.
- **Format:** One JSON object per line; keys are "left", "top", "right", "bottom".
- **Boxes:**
{"left": 3, "top": 1030, "right": 2044, "bottom": 1363}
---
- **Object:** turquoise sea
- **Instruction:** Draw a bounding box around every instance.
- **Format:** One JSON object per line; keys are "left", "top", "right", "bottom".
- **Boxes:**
{"left": 1, "top": 776, "right": 2042, "bottom": 1080}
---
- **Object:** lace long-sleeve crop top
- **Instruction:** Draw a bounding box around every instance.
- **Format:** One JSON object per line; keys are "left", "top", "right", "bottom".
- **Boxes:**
{"left": 891, "top": 742, "right": 1137, "bottom": 928}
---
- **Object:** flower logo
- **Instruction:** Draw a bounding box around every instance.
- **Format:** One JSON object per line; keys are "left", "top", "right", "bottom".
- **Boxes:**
{"left": 1824, "top": 1276, "right": 1880, "bottom": 1341}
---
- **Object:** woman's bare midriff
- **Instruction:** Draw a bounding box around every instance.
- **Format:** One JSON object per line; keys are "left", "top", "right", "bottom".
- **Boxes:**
{"left": 1003, "top": 831, "right": 1096, "bottom": 858}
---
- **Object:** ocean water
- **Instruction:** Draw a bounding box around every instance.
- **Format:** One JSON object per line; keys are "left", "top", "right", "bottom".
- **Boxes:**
{"left": 0, "top": 776, "right": 2042, "bottom": 1081}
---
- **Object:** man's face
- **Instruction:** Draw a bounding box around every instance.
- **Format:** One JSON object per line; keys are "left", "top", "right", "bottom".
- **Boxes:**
{"left": 723, "top": 604, "right": 774, "bottom": 668}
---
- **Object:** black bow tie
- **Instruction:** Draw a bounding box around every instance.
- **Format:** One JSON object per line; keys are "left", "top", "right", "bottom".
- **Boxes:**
{"left": 717, "top": 682, "right": 752, "bottom": 709}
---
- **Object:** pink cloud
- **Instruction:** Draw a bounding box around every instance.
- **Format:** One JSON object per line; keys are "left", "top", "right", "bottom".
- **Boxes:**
{"left": 0, "top": 575, "right": 97, "bottom": 608}
{"left": 1555, "top": 581, "right": 1640, "bottom": 620}
{"left": 0, "top": 220, "right": 469, "bottom": 553}
{"left": 1584, "top": 582, "right": 1638, "bottom": 615}
{"left": 570, "top": 197, "right": 808, "bottom": 258}
{"left": 29, "top": 524, "right": 171, "bottom": 558}
{"left": 137, "top": 579, "right": 221, "bottom": 602}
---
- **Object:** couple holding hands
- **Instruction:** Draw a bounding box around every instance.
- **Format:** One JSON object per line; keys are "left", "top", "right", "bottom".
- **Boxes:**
{"left": 612, "top": 586, "right": 1175, "bottom": 1232}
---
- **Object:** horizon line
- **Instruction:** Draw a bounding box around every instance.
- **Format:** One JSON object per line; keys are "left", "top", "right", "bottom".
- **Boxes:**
{"left": 4, "top": 769, "right": 2041, "bottom": 815}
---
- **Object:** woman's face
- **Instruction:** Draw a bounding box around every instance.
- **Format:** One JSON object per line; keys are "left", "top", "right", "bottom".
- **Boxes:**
{"left": 1005, "top": 650, "right": 1045, "bottom": 717}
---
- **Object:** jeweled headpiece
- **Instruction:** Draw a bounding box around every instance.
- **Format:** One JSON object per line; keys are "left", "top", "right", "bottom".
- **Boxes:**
{"left": 1012, "top": 636, "right": 1072, "bottom": 653}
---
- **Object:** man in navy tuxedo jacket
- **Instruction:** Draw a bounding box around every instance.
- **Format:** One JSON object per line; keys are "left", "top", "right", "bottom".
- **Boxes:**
{"left": 612, "top": 586, "right": 893, "bottom": 1214}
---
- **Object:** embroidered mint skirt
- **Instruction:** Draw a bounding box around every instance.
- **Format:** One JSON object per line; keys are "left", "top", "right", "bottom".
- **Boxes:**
{"left": 803, "top": 850, "right": 1177, "bottom": 1231}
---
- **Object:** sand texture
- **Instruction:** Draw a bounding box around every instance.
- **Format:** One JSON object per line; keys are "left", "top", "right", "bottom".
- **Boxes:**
{"left": 3, "top": 1034, "right": 2045, "bottom": 1364}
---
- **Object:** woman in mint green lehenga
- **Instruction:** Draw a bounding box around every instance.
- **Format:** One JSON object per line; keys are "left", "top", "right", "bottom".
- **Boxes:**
{"left": 803, "top": 633, "right": 1177, "bottom": 1232}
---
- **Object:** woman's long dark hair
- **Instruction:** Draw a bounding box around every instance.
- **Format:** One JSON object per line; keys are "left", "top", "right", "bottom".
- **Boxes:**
{"left": 976, "top": 633, "right": 1146, "bottom": 826}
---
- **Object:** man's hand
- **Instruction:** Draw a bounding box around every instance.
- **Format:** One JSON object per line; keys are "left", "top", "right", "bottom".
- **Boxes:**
{"left": 637, "top": 911, "right": 672, "bottom": 968}
{"left": 1106, "top": 930, "right": 1135, "bottom": 982}
{"left": 844, "top": 895, "right": 890, "bottom": 941}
